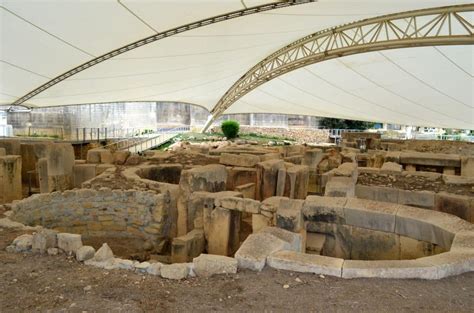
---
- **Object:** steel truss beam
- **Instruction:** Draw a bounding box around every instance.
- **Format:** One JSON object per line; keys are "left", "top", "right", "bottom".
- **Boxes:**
{"left": 12, "top": 0, "right": 316, "bottom": 106}
{"left": 205, "top": 4, "right": 474, "bottom": 130}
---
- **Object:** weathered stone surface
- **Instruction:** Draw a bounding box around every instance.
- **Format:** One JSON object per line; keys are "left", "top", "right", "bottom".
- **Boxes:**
{"left": 324, "top": 177, "right": 355, "bottom": 198}
{"left": 135, "top": 261, "right": 151, "bottom": 272}
{"left": 116, "top": 258, "right": 138, "bottom": 270}
{"left": 276, "top": 165, "right": 309, "bottom": 199}
{"left": 399, "top": 235, "right": 445, "bottom": 260}
{"left": 57, "top": 233, "right": 82, "bottom": 254}
{"left": 252, "top": 213, "right": 272, "bottom": 233}
{"left": 177, "top": 164, "right": 227, "bottom": 236}
{"left": 161, "top": 263, "right": 189, "bottom": 280}
{"left": 260, "top": 227, "right": 303, "bottom": 252}
{"left": 380, "top": 162, "right": 403, "bottom": 174}
{"left": 207, "top": 207, "right": 241, "bottom": 256}
{"left": 234, "top": 183, "right": 256, "bottom": 199}
{"left": 422, "top": 252, "right": 474, "bottom": 279}
{"left": 32, "top": 229, "right": 57, "bottom": 254}
{"left": 171, "top": 229, "right": 205, "bottom": 263}
{"left": 219, "top": 153, "right": 260, "bottom": 167}
{"left": 76, "top": 246, "right": 95, "bottom": 261}
{"left": 398, "top": 189, "right": 435, "bottom": 209}
{"left": 276, "top": 199, "right": 304, "bottom": 232}
{"left": 461, "top": 156, "right": 474, "bottom": 177}
{"left": 450, "top": 231, "right": 474, "bottom": 252}
{"left": 234, "top": 232, "right": 290, "bottom": 271}
{"left": 434, "top": 192, "right": 473, "bottom": 223}
{"left": 92, "top": 243, "right": 114, "bottom": 262}
{"left": 303, "top": 196, "right": 347, "bottom": 224}
{"left": 147, "top": 262, "right": 163, "bottom": 275}
{"left": 342, "top": 259, "right": 436, "bottom": 279}
{"left": 400, "top": 152, "right": 461, "bottom": 167}
{"left": 442, "top": 174, "right": 474, "bottom": 185}
{"left": 215, "top": 197, "right": 261, "bottom": 214}
{"left": 0, "top": 155, "right": 22, "bottom": 204}
{"left": 344, "top": 198, "right": 398, "bottom": 233}
{"left": 267, "top": 250, "right": 343, "bottom": 277}
{"left": 12, "top": 234, "right": 33, "bottom": 251}
{"left": 113, "top": 151, "right": 131, "bottom": 165}
{"left": 306, "top": 232, "right": 326, "bottom": 254}
{"left": 256, "top": 159, "right": 284, "bottom": 201}
{"left": 73, "top": 164, "right": 97, "bottom": 188}
{"left": 193, "top": 254, "right": 238, "bottom": 277}
{"left": 87, "top": 148, "right": 113, "bottom": 164}
{"left": 349, "top": 227, "right": 400, "bottom": 260}
{"left": 226, "top": 167, "right": 257, "bottom": 190}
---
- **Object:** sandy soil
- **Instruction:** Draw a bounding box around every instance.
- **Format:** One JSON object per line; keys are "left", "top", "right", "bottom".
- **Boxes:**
{"left": 1, "top": 228, "right": 473, "bottom": 313}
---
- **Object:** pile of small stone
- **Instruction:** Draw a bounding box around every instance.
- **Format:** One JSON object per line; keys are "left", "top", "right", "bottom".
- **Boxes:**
{"left": 6, "top": 230, "right": 237, "bottom": 280}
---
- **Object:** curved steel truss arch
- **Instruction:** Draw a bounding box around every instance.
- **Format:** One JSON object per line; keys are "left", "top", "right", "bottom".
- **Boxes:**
{"left": 205, "top": 4, "right": 474, "bottom": 129}
{"left": 13, "top": 0, "right": 315, "bottom": 106}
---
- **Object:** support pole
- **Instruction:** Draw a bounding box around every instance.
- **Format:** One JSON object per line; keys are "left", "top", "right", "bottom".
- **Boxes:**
{"left": 201, "top": 114, "right": 214, "bottom": 133}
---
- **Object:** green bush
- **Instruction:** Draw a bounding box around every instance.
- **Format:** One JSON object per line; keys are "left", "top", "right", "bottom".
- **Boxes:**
{"left": 221, "top": 120, "right": 240, "bottom": 139}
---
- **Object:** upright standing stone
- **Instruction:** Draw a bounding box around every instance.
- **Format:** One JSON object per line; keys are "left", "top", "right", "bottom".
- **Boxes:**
{"left": 302, "top": 149, "right": 324, "bottom": 193}
{"left": 37, "top": 158, "right": 49, "bottom": 193}
{"left": 461, "top": 157, "right": 474, "bottom": 177}
{"left": 207, "top": 207, "right": 241, "bottom": 256}
{"left": 276, "top": 165, "right": 309, "bottom": 199}
{"left": 0, "top": 155, "right": 22, "bottom": 204}
{"left": 177, "top": 164, "right": 227, "bottom": 236}
{"left": 256, "top": 159, "right": 284, "bottom": 201}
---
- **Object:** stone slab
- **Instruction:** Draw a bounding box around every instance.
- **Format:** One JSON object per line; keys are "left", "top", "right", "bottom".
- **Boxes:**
{"left": 344, "top": 198, "right": 398, "bottom": 233}
{"left": 267, "top": 250, "right": 343, "bottom": 277}
{"left": 342, "top": 259, "right": 436, "bottom": 279}
{"left": 193, "top": 254, "right": 238, "bottom": 277}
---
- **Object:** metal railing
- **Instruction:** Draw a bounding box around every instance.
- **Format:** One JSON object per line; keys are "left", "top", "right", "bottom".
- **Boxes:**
{"left": 103, "top": 126, "right": 190, "bottom": 153}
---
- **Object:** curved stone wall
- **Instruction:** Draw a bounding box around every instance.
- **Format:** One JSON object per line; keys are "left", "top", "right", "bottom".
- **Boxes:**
{"left": 10, "top": 188, "right": 172, "bottom": 246}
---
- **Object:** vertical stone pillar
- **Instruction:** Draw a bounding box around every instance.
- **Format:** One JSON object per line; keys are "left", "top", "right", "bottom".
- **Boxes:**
{"left": 37, "top": 158, "right": 49, "bottom": 193}
{"left": 256, "top": 159, "right": 284, "bottom": 201}
{"left": 0, "top": 155, "right": 22, "bottom": 204}
{"left": 207, "top": 207, "right": 241, "bottom": 256}
{"left": 461, "top": 157, "right": 474, "bottom": 177}
{"left": 302, "top": 149, "right": 323, "bottom": 193}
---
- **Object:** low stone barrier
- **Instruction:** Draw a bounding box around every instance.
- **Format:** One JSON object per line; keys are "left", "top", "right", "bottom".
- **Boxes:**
{"left": 355, "top": 184, "right": 474, "bottom": 223}
{"left": 10, "top": 188, "right": 172, "bottom": 246}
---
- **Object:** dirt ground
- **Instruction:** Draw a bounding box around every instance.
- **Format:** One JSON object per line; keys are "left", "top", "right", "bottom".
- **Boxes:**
{"left": 1, "top": 228, "right": 473, "bottom": 313}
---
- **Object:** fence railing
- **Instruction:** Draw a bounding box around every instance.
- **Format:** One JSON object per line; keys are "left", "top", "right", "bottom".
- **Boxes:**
{"left": 103, "top": 126, "right": 190, "bottom": 152}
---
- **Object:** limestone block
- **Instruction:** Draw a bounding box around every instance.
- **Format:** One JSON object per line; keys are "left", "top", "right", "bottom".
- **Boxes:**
{"left": 324, "top": 177, "right": 355, "bottom": 198}
{"left": 284, "top": 155, "right": 303, "bottom": 165}
{"left": 92, "top": 243, "right": 114, "bottom": 262}
{"left": 276, "top": 199, "right": 304, "bottom": 232}
{"left": 354, "top": 184, "right": 376, "bottom": 201}
{"left": 399, "top": 235, "right": 444, "bottom": 260}
{"left": 357, "top": 167, "right": 380, "bottom": 175}
{"left": 256, "top": 159, "right": 284, "bottom": 201}
{"left": 219, "top": 153, "right": 260, "bottom": 167}
{"left": 380, "top": 162, "right": 403, "bottom": 174}
{"left": 177, "top": 164, "right": 227, "bottom": 236}
{"left": 400, "top": 152, "right": 461, "bottom": 168}
{"left": 116, "top": 258, "right": 138, "bottom": 270}
{"left": 349, "top": 226, "right": 400, "bottom": 260}
{"left": 171, "top": 229, "right": 205, "bottom": 263}
{"left": 234, "top": 232, "right": 291, "bottom": 271}
{"left": 267, "top": 250, "right": 343, "bottom": 277}
{"left": 385, "top": 152, "right": 401, "bottom": 163}
{"left": 86, "top": 148, "right": 113, "bottom": 164}
{"left": 207, "top": 207, "right": 241, "bottom": 256}
{"left": 398, "top": 189, "right": 435, "bottom": 209}
{"left": 57, "top": 233, "right": 82, "bottom": 254}
{"left": 12, "top": 234, "right": 33, "bottom": 252}
{"left": 0, "top": 139, "right": 21, "bottom": 155}
{"left": 344, "top": 198, "right": 398, "bottom": 233}
{"left": 442, "top": 174, "right": 474, "bottom": 185}
{"left": 276, "top": 165, "right": 309, "bottom": 199}
{"left": 405, "top": 164, "right": 417, "bottom": 172}
{"left": 135, "top": 262, "right": 151, "bottom": 272}
{"left": 374, "top": 186, "right": 399, "bottom": 203}
{"left": 226, "top": 167, "right": 257, "bottom": 190}
{"left": 0, "top": 155, "right": 22, "bottom": 204}
{"left": 342, "top": 259, "right": 436, "bottom": 279}
{"left": 76, "top": 246, "right": 96, "bottom": 261}
{"left": 147, "top": 262, "right": 163, "bottom": 275}
{"left": 395, "top": 205, "right": 469, "bottom": 249}
{"left": 303, "top": 196, "right": 347, "bottom": 224}
{"left": 96, "top": 164, "right": 115, "bottom": 175}
{"left": 215, "top": 197, "right": 261, "bottom": 214}
{"left": 32, "top": 229, "right": 57, "bottom": 254}
{"left": 73, "top": 164, "right": 97, "bottom": 188}
{"left": 306, "top": 232, "right": 326, "bottom": 254}
{"left": 443, "top": 167, "right": 456, "bottom": 175}
{"left": 434, "top": 192, "right": 473, "bottom": 223}
{"left": 0, "top": 147, "right": 5, "bottom": 156}
{"left": 260, "top": 227, "right": 303, "bottom": 252}
{"left": 113, "top": 150, "right": 131, "bottom": 165}
{"left": 46, "top": 143, "right": 75, "bottom": 191}
{"left": 422, "top": 252, "right": 474, "bottom": 279}
{"left": 401, "top": 170, "right": 441, "bottom": 181}
{"left": 461, "top": 156, "right": 474, "bottom": 177}
{"left": 37, "top": 158, "right": 49, "bottom": 193}
{"left": 235, "top": 183, "right": 256, "bottom": 199}
{"left": 252, "top": 214, "right": 272, "bottom": 233}
{"left": 450, "top": 231, "right": 474, "bottom": 253}
{"left": 333, "top": 162, "right": 358, "bottom": 182}
{"left": 302, "top": 149, "right": 324, "bottom": 171}
{"left": 193, "top": 254, "right": 238, "bottom": 277}
{"left": 161, "top": 263, "right": 189, "bottom": 280}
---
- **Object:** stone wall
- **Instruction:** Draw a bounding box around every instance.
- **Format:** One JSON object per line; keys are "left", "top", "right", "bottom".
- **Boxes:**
{"left": 10, "top": 189, "right": 172, "bottom": 249}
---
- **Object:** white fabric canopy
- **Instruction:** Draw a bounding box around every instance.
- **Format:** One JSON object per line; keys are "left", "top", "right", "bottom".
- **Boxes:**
{"left": 0, "top": 0, "right": 472, "bottom": 129}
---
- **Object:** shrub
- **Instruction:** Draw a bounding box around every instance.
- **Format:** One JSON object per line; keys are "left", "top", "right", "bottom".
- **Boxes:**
{"left": 221, "top": 120, "right": 240, "bottom": 139}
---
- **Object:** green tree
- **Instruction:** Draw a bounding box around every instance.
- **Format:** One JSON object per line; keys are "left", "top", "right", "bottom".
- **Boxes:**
{"left": 221, "top": 120, "right": 240, "bottom": 139}
{"left": 319, "top": 117, "right": 375, "bottom": 130}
